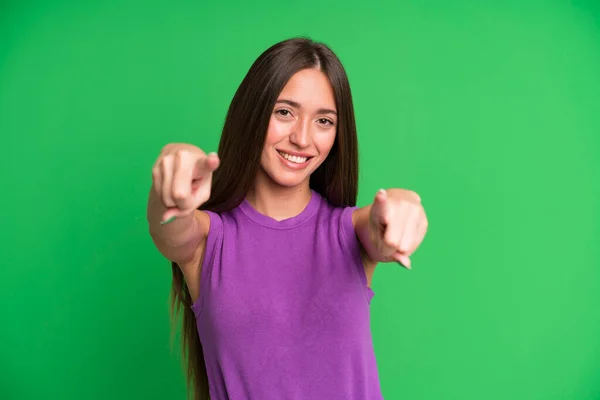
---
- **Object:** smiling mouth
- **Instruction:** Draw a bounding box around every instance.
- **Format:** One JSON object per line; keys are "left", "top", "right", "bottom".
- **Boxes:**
{"left": 277, "top": 150, "right": 313, "bottom": 164}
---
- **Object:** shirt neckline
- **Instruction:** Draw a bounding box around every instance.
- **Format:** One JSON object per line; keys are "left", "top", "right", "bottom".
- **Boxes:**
{"left": 238, "top": 190, "right": 322, "bottom": 229}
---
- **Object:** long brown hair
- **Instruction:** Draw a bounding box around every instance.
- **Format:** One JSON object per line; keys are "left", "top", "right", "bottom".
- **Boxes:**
{"left": 170, "top": 37, "right": 360, "bottom": 400}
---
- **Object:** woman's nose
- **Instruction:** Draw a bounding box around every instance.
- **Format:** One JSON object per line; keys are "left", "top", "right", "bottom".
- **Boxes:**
{"left": 289, "top": 120, "right": 310, "bottom": 147}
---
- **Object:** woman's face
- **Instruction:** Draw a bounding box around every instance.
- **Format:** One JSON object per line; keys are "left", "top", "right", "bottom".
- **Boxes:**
{"left": 258, "top": 68, "right": 337, "bottom": 189}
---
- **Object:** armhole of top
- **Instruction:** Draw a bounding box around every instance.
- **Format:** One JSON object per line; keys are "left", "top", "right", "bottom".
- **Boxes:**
{"left": 191, "top": 210, "right": 223, "bottom": 315}
{"left": 338, "top": 206, "right": 375, "bottom": 304}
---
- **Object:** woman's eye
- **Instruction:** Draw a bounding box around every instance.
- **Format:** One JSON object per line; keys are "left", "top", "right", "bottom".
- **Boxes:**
{"left": 318, "top": 118, "right": 334, "bottom": 126}
{"left": 276, "top": 109, "right": 291, "bottom": 117}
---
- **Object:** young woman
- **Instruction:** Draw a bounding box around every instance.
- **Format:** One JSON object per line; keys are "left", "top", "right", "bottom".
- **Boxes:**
{"left": 147, "top": 37, "right": 428, "bottom": 400}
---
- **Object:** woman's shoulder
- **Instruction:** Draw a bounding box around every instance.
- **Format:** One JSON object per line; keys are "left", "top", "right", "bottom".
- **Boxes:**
{"left": 314, "top": 197, "right": 358, "bottom": 239}
{"left": 316, "top": 195, "right": 358, "bottom": 220}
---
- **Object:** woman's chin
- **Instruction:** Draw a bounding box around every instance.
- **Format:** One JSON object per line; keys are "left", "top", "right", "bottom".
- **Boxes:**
{"left": 274, "top": 177, "right": 309, "bottom": 188}
{"left": 268, "top": 170, "right": 311, "bottom": 188}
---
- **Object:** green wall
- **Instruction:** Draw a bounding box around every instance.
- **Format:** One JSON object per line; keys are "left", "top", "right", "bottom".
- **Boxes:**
{"left": 1, "top": 1, "right": 599, "bottom": 399}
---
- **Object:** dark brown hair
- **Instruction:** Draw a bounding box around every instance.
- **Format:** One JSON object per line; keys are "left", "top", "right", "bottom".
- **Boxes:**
{"left": 170, "top": 37, "right": 359, "bottom": 400}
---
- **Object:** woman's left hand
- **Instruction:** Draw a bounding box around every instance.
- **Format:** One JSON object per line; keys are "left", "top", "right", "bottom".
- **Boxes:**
{"left": 368, "top": 188, "right": 428, "bottom": 269}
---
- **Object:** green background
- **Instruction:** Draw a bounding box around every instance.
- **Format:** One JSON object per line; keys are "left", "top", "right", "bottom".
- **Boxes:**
{"left": 1, "top": 1, "right": 599, "bottom": 399}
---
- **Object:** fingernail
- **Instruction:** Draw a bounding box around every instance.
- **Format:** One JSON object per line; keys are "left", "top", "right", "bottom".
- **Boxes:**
{"left": 160, "top": 216, "right": 176, "bottom": 225}
{"left": 398, "top": 261, "right": 411, "bottom": 270}
{"left": 208, "top": 152, "right": 217, "bottom": 157}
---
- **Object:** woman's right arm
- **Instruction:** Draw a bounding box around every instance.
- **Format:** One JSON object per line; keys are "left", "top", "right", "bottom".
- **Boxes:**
{"left": 146, "top": 144, "right": 220, "bottom": 292}
{"left": 147, "top": 190, "right": 208, "bottom": 267}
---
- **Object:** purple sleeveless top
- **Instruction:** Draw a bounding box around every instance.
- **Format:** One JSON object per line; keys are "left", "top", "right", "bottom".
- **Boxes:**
{"left": 192, "top": 190, "right": 382, "bottom": 399}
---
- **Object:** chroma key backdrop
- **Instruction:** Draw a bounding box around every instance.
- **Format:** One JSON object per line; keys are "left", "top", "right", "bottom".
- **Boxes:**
{"left": 1, "top": 1, "right": 599, "bottom": 399}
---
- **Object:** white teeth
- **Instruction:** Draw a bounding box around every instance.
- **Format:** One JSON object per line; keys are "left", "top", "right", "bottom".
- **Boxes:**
{"left": 279, "top": 151, "right": 308, "bottom": 164}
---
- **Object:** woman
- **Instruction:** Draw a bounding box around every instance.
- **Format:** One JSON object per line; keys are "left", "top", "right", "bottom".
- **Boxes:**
{"left": 147, "top": 37, "right": 428, "bottom": 400}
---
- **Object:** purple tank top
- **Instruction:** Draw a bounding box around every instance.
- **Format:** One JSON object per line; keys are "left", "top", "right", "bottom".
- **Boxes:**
{"left": 192, "top": 190, "right": 383, "bottom": 399}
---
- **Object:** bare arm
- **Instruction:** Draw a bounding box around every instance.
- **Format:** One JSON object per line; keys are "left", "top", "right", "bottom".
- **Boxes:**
{"left": 147, "top": 188, "right": 208, "bottom": 266}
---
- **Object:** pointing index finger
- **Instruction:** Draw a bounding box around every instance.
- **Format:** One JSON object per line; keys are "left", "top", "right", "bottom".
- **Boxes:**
{"left": 193, "top": 152, "right": 220, "bottom": 180}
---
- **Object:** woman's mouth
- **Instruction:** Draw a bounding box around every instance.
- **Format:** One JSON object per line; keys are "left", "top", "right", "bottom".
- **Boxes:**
{"left": 277, "top": 150, "right": 312, "bottom": 165}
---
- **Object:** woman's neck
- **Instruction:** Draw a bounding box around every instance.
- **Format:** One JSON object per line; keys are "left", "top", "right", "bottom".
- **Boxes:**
{"left": 246, "top": 175, "right": 312, "bottom": 222}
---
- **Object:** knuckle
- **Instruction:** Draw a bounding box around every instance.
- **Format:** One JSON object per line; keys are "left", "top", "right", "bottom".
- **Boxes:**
{"left": 175, "top": 149, "right": 189, "bottom": 162}
{"left": 160, "top": 154, "right": 174, "bottom": 167}
{"left": 402, "top": 189, "right": 420, "bottom": 203}
{"left": 172, "top": 190, "right": 187, "bottom": 200}
{"left": 384, "top": 238, "right": 396, "bottom": 248}
{"left": 412, "top": 192, "right": 422, "bottom": 203}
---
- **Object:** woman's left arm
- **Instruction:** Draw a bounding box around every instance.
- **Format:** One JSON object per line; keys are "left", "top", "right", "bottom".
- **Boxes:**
{"left": 352, "top": 189, "right": 428, "bottom": 269}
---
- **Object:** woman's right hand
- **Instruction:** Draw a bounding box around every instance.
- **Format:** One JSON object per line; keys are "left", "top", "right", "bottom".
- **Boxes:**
{"left": 151, "top": 143, "right": 220, "bottom": 223}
